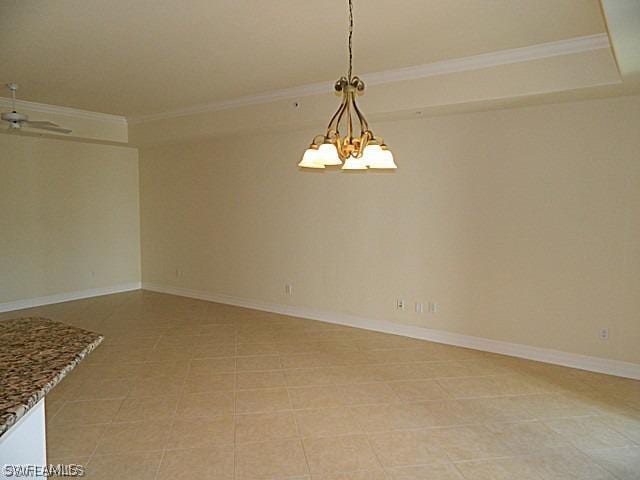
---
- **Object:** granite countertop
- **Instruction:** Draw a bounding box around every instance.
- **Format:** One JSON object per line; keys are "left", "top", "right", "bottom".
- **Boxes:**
{"left": 0, "top": 317, "right": 103, "bottom": 437}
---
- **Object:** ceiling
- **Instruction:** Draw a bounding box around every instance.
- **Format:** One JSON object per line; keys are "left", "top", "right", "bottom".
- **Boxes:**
{"left": 0, "top": 0, "right": 607, "bottom": 118}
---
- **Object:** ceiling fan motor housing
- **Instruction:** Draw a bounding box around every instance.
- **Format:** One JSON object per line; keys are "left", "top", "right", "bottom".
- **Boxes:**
{"left": 2, "top": 111, "right": 28, "bottom": 122}
{"left": 1, "top": 111, "right": 27, "bottom": 129}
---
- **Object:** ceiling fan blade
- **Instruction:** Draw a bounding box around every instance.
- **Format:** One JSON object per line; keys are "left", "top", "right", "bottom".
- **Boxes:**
{"left": 23, "top": 120, "right": 60, "bottom": 128}
{"left": 25, "top": 124, "right": 72, "bottom": 134}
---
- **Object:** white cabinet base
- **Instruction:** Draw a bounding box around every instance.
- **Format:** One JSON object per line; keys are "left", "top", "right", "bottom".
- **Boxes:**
{"left": 0, "top": 399, "right": 46, "bottom": 479}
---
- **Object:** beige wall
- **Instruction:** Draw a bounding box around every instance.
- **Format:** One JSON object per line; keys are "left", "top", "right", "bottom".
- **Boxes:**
{"left": 139, "top": 96, "right": 640, "bottom": 364}
{"left": 0, "top": 134, "right": 141, "bottom": 304}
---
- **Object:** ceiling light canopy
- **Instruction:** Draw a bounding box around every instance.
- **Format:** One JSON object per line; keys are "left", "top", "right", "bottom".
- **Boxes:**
{"left": 299, "top": 0, "right": 396, "bottom": 171}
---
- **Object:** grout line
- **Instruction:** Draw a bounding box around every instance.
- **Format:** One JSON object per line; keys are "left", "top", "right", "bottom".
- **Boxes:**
{"left": 233, "top": 330, "right": 238, "bottom": 480}
{"left": 151, "top": 356, "right": 191, "bottom": 480}
{"left": 287, "top": 385, "right": 312, "bottom": 478}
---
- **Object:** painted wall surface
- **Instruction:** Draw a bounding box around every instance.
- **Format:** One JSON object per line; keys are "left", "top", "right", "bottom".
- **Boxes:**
{"left": 0, "top": 134, "right": 141, "bottom": 304}
{"left": 139, "top": 96, "right": 640, "bottom": 363}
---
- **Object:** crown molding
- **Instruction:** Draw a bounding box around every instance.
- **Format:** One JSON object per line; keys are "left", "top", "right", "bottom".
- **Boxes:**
{"left": 0, "top": 97, "right": 127, "bottom": 125}
{"left": 129, "top": 33, "right": 610, "bottom": 124}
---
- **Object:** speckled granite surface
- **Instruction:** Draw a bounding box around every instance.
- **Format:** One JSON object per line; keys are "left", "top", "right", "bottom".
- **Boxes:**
{"left": 0, "top": 317, "right": 103, "bottom": 437}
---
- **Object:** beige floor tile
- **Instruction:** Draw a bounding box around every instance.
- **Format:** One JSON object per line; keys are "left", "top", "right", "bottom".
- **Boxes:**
{"left": 535, "top": 448, "right": 617, "bottom": 479}
{"left": 437, "top": 375, "right": 542, "bottom": 399}
{"left": 191, "top": 343, "right": 237, "bottom": 359}
{"left": 190, "top": 357, "right": 236, "bottom": 375}
{"left": 284, "top": 367, "right": 340, "bottom": 387}
{"left": 235, "top": 411, "right": 298, "bottom": 443}
{"left": 294, "top": 407, "right": 362, "bottom": 438}
{"left": 134, "top": 361, "right": 190, "bottom": 380}
{"left": 52, "top": 399, "right": 122, "bottom": 426}
{"left": 404, "top": 400, "right": 478, "bottom": 428}
{"left": 511, "top": 393, "right": 602, "bottom": 420}
{"left": 184, "top": 372, "right": 235, "bottom": 393}
{"left": 587, "top": 446, "right": 640, "bottom": 480}
{"left": 236, "top": 370, "right": 287, "bottom": 389}
{"left": 485, "top": 420, "right": 572, "bottom": 455}
{"left": 168, "top": 415, "right": 235, "bottom": 448}
{"left": 453, "top": 456, "right": 542, "bottom": 480}
{"left": 348, "top": 404, "right": 418, "bottom": 432}
{"left": 176, "top": 391, "right": 235, "bottom": 417}
{"left": 127, "top": 374, "right": 185, "bottom": 398}
{"left": 95, "top": 421, "right": 169, "bottom": 454}
{"left": 77, "top": 361, "right": 146, "bottom": 380}
{"left": 70, "top": 377, "right": 134, "bottom": 401}
{"left": 457, "top": 396, "right": 533, "bottom": 422}
{"left": 331, "top": 366, "right": 385, "bottom": 384}
{"left": 303, "top": 434, "right": 380, "bottom": 475}
{"left": 289, "top": 385, "right": 345, "bottom": 409}
{"left": 311, "top": 471, "right": 386, "bottom": 480}
{"left": 113, "top": 396, "right": 178, "bottom": 422}
{"left": 236, "top": 329, "right": 279, "bottom": 344}
{"left": 86, "top": 451, "right": 162, "bottom": 480}
{"left": 429, "top": 425, "right": 513, "bottom": 461}
{"left": 598, "top": 413, "right": 640, "bottom": 444}
{"left": 237, "top": 343, "right": 280, "bottom": 356}
{"left": 368, "top": 430, "right": 447, "bottom": 467}
{"left": 427, "top": 360, "right": 513, "bottom": 378}
{"left": 386, "top": 463, "right": 464, "bottom": 479}
{"left": 44, "top": 397, "right": 67, "bottom": 420}
{"left": 339, "top": 382, "right": 400, "bottom": 405}
{"left": 157, "top": 446, "right": 234, "bottom": 480}
{"left": 544, "top": 416, "right": 636, "bottom": 450}
{"left": 236, "top": 387, "right": 291, "bottom": 413}
{"left": 235, "top": 439, "right": 309, "bottom": 479}
{"left": 280, "top": 353, "right": 332, "bottom": 369}
{"left": 374, "top": 363, "right": 439, "bottom": 381}
{"left": 236, "top": 354, "right": 283, "bottom": 371}
{"left": 47, "top": 424, "right": 106, "bottom": 457}
{"left": 388, "top": 379, "right": 450, "bottom": 402}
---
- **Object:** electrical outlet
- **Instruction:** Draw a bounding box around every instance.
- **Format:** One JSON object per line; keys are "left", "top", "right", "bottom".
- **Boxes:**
{"left": 428, "top": 302, "right": 439, "bottom": 313}
{"left": 175, "top": 268, "right": 182, "bottom": 277}
{"left": 396, "top": 299, "right": 405, "bottom": 310}
{"left": 415, "top": 302, "right": 424, "bottom": 313}
{"left": 599, "top": 328, "right": 609, "bottom": 341}
{"left": 285, "top": 284, "right": 293, "bottom": 296}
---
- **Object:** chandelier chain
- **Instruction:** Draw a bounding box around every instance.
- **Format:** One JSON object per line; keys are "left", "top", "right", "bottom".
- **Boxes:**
{"left": 348, "top": 0, "right": 353, "bottom": 81}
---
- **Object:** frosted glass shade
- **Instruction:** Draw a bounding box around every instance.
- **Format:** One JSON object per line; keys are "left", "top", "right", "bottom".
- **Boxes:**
{"left": 342, "top": 156, "right": 368, "bottom": 170}
{"left": 317, "top": 143, "right": 342, "bottom": 165}
{"left": 298, "top": 148, "right": 325, "bottom": 168}
{"left": 361, "top": 144, "right": 384, "bottom": 167}
{"left": 368, "top": 147, "right": 397, "bottom": 169}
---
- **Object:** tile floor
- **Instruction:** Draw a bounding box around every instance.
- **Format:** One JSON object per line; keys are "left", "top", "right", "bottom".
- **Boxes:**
{"left": 2, "top": 290, "right": 639, "bottom": 479}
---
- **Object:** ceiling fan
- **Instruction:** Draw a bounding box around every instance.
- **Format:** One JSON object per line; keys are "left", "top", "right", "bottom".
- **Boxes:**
{"left": 1, "top": 83, "right": 72, "bottom": 134}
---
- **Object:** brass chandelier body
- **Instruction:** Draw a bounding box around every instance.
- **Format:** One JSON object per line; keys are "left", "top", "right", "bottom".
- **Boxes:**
{"left": 299, "top": 0, "right": 396, "bottom": 170}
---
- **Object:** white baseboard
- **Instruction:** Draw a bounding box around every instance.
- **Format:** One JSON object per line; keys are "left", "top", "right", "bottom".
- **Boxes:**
{"left": 142, "top": 283, "right": 640, "bottom": 380}
{"left": 0, "top": 282, "right": 142, "bottom": 314}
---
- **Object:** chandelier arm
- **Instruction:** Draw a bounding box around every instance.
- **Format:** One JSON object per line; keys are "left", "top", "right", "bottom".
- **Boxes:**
{"left": 335, "top": 135, "right": 347, "bottom": 161}
{"left": 346, "top": 92, "right": 353, "bottom": 142}
{"left": 326, "top": 93, "right": 348, "bottom": 132}
{"left": 351, "top": 95, "right": 369, "bottom": 134}
{"left": 334, "top": 93, "right": 350, "bottom": 136}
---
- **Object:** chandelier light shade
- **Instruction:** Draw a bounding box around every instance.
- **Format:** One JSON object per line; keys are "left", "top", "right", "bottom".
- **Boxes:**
{"left": 299, "top": 0, "right": 397, "bottom": 171}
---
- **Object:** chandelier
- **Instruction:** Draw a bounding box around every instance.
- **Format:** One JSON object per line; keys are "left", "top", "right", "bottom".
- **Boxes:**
{"left": 299, "top": 0, "right": 397, "bottom": 170}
